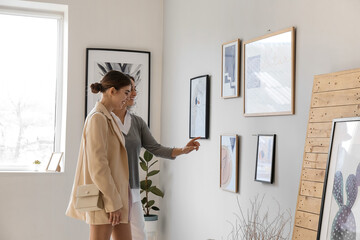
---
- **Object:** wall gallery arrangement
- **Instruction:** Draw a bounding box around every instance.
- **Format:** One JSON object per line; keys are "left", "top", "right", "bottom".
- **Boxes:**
{"left": 220, "top": 135, "right": 239, "bottom": 193}
{"left": 85, "top": 48, "right": 151, "bottom": 125}
{"left": 318, "top": 117, "right": 360, "bottom": 240}
{"left": 221, "top": 39, "right": 240, "bottom": 98}
{"left": 216, "top": 27, "right": 296, "bottom": 193}
{"left": 255, "top": 134, "right": 275, "bottom": 184}
{"left": 189, "top": 75, "right": 210, "bottom": 139}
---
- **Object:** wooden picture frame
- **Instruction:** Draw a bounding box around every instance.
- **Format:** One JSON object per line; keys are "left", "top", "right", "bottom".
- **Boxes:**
{"left": 220, "top": 135, "right": 239, "bottom": 193}
{"left": 255, "top": 134, "right": 275, "bottom": 183}
{"left": 221, "top": 39, "right": 240, "bottom": 98}
{"left": 46, "top": 152, "right": 63, "bottom": 172}
{"left": 189, "top": 75, "right": 210, "bottom": 139}
{"left": 317, "top": 117, "right": 360, "bottom": 240}
{"left": 243, "top": 27, "right": 295, "bottom": 116}
{"left": 85, "top": 48, "right": 151, "bottom": 126}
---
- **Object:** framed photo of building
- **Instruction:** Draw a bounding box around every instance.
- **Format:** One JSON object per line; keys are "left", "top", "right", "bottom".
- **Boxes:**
{"left": 222, "top": 39, "right": 240, "bottom": 98}
{"left": 85, "top": 48, "right": 150, "bottom": 125}
{"left": 220, "top": 135, "right": 239, "bottom": 193}
{"left": 317, "top": 117, "right": 360, "bottom": 240}
{"left": 243, "top": 27, "right": 295, "bottom": 116}
{"left": 189, "top": 75, "right": 210, "bottom": 139}
{"left": 255, "top": 134, "right": 275, "bottom": 183}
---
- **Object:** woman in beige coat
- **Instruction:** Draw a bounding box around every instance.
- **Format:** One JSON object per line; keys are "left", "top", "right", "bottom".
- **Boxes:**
{"left": 66, "top": 70, "right": 132, "bottom": 240}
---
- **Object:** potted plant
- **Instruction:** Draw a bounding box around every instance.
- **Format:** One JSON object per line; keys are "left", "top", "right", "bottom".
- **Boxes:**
{"left": 32, "top": 160, "right": 41, "bottom": 171}
{"left": 139, "top": 150, "right": 164, "bottom": 221}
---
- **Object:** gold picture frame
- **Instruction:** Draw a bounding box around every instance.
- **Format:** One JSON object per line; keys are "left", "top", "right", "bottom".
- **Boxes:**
{"left": 221, "top": 39, "right": 240, "bottom": 98}
{"left": 220, "top": 134, "right": 239, "bottom": 193}
{"left": 46, "top": 152, "right": 63, "bottom": 172}
{"left": 243, "top": 27, "right": 295, "bottom": 116}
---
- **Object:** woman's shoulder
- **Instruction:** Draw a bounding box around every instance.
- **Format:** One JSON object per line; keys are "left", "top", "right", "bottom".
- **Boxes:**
{"left": 86, "top": 111, "right": 108, "bottom": 125}
{"left": 130, "top": 114, "right": 146, "bottom": 126}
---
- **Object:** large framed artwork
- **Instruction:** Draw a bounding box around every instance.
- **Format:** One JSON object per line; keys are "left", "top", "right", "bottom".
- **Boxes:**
{"left": 189, "top": 75, "right": 210, "bottom": 139}
{"left": 85, "top": 48, "right": 150, "bottom": 125}
{"left": 243, "top": 27, "right": 295, "bottom": 116}
{"left": 318, "top": 117, "right": 360, "bottom": 240}
{"left": 220, "top": 135, "right": 238, "bottom": 193}
{"left": 221, "top": 39, "right": 240, "bottom": 98}
{"left": 255, "top": 134, "right": 275, "bottom": 183}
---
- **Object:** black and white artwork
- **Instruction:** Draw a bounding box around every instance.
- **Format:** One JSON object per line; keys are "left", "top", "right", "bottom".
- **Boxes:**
{"left": 189, "top": 75, "right": 210, "bottom": 139}
{"left": 85, "top": 48, "right": 150, "bottom": 125}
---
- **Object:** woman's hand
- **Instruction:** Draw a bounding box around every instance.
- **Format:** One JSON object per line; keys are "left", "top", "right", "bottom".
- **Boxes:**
{"left": 109, "top": 209, "right": 122, "bottom": 226}
{"left": 171, "top": 137, "right": 201, "bottom": 157}
{"left": 182, "top": 137, "right": 200, "bottom": 153}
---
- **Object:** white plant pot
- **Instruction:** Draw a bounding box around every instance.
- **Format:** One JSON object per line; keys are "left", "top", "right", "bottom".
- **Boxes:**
{"left": 144, "top": 215, "right": 158, "bottom": 240}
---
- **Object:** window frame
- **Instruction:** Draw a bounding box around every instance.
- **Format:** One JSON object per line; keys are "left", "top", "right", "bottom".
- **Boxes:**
{"left": 0, "top": 1, "right": 68, "bottom": 172}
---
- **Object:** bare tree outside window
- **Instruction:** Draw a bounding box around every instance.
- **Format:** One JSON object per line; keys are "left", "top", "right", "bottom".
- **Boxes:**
{"left": 0, "top": 12, "right": 60, "bottom": 170}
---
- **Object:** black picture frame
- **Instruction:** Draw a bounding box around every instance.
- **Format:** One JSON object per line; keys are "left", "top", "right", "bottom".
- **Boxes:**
{"left": 85, "top": 48, "right": 151, "bottom": 126}
{"left": 189, "top": 75, "right": 210, "bottom": 139}
{"left": 255, "top": 134, "right": 276, "bottom": 183}
{"left": 317, "top": 117, "right": 360, "bottom": 240}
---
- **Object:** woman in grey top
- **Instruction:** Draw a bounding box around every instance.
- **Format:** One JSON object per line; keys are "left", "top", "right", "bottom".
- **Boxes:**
{"left": 113, "top": 76, "right": 200, "bottom": 240}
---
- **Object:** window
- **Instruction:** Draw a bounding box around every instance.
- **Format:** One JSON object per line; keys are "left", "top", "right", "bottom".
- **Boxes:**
{"left": 0, "top": 1, "right": 67, "bottom": 172}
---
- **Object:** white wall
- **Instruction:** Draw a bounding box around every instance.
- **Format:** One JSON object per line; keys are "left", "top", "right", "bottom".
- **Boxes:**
{"left": 0, "top": 0, "right": 163, "bottom": 239}
{"left": 160, "top": 0, "right": 360, "bottom": 239}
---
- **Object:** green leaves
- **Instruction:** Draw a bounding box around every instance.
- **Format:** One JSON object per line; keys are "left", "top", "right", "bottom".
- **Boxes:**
{"left": 148, "top": 170, "right": 160, "bottom": 177}
{"left": 149, "top": 186, "right": 164, "bottom": 197}
{"left": 140, "top": 180, "right": 152, "bottom": 190}
{"left": 140, "top": 162, "right": 148, "bottom": 171}
{"left": 139, "top": 150, "right": 164, "bottom": 216}
{"left": 144, "top": 150, "right": 153, "bottom": 162}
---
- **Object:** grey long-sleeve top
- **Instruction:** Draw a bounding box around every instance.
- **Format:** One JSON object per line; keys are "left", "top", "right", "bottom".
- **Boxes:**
{"left": 124, "top": 114, "right": 175, "bottom": 189}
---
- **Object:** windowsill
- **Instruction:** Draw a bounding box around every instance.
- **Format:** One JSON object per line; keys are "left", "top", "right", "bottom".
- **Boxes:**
{"left": 0, "top": 165, "right": 63, "bottom": 173}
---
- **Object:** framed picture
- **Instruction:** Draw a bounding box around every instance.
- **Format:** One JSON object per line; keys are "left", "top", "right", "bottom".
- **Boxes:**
{"left": 255, "top": 134, "right": 275, "bottom": 183}
{"left": 317, "top": 117, "right": 360, "bottom": 240}
{"left": 85, "top": 48, "right": 150, "bottom": 125}
{"left": 243, "top": 27, "right": 295, "bottom": 116}
{"left": 46, "top": 152, "right": 63, "bottom": 172}
{"left": 221, "top": 39, "right": 240, "bottom": 98}
{"left": 220, "top": 135, "right": 239, "bottom": 193}
{"left": 189, "top": 75, "right": 210, "bottom": 139}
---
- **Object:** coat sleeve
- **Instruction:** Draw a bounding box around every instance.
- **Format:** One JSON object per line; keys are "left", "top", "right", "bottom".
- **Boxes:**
{"left": 85, "top": 113, "right": 123, "bottom": 213}
{"left": 138, "top": 116, "right": 175, "bottom": 159}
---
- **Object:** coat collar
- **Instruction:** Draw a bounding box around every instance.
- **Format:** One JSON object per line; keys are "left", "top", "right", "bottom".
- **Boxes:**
{"left": 91, "top": 102, "right": 125, "bottom": 146}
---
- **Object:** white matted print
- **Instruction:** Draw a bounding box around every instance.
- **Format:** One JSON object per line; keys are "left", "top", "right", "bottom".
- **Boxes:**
{"left": 243, "top": 27, "right": 295, "bottom": 116}
{"left": 85, "top": 48, "right": 150, "bottom": 125}
{"left": 189, "top": 75, "right": 210, "bottom": 139}
{"left": 220, "top": 135, "right": 238, "bottom": 193}
{"left": 255, "top": 134, "right": 275, "bottom": 183}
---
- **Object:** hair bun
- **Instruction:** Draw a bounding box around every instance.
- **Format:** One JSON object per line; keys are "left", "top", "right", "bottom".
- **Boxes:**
{"left": 90, "top": 82, "right": 103, "bottom": 93}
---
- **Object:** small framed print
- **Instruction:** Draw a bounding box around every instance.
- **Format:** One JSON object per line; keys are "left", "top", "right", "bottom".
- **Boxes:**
{"left": 46, "top": 152, "right": 63, "bottom": 172}
{"left": 189, "top": 75, "right": 210, "bottom": 139}
{"left": 220, "top": 135, "right": 239, "bottom": 193}
{"left": 255, "top": 134, "right": 275, "bottom": 183}
{"left": 221, "top": 39, "right": 240, "bottom": 98}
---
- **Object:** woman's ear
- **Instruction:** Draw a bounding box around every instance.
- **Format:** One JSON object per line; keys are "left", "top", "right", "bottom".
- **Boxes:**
{"left": 109, "top": 87, "right": 116, "bottom": 95}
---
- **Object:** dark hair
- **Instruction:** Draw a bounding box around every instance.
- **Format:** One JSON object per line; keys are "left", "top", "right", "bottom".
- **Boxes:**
{"left": 125, "top": 74, "right": 135, "bottom": 82}
{"left": 90, "top": 70, "right": 131, "bottom": 93}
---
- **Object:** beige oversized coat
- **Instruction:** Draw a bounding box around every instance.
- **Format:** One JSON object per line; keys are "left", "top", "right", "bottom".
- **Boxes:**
{"left": 66, "top": 102, "right": 129, "bottom": 225}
